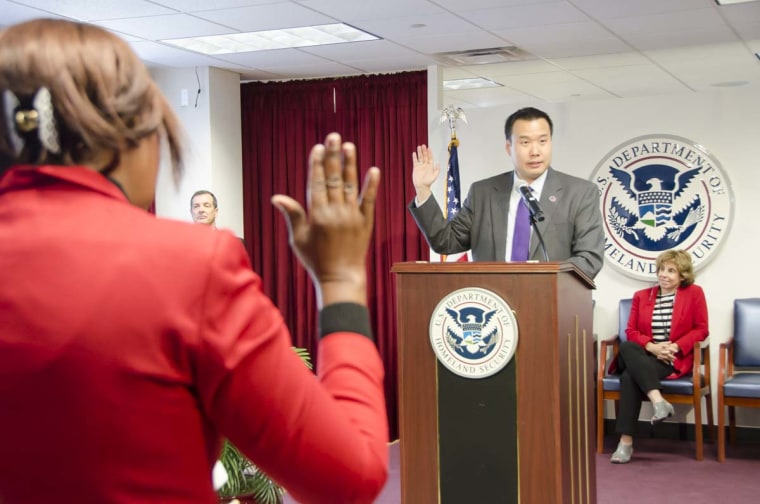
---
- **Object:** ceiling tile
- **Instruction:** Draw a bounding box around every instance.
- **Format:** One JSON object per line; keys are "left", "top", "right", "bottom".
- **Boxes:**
{"left": 192, "top": 3, "right": 335, "bottom": 31}
{"left": 391, "top": 32, "right": 513, "bottom": 55}
{"left": 12, "top": 0, "right": 175, "bottom": 21}
{"left": 152, "top": 0, "right": 277, "bottom": 12}
{"left": 213, "top": 47, "right": 336, "bottom": 68}
{"left": 291, "top": 0, "right": 444, "bottom": 21}
{"left": 498, "top": 22, "right": 631, "bottom": 58}
{"left": 350, "top": 12, "right": 482, "bottom": 40}
{"left": 299, "top": 39, "right": 424, "bottom": 60}
{"left": 570, "top": 0, "right": 717, "bottom": 20}
{"left": 461, "top": 60, "right": 562, "bottom": 79}
{"left": 0, "top": 0, "right": 68, "bottom": 25}
{"left": 644, "top": 43, "right": 760, "bottom": 88}
{"left": 548, "top": 52, "right": 652, "bottom": 70}
{"left": 572, "top": 64, "right": 689, "bottom": 96}
{"left": 94, "top": 14, "right": 234, "bottom": 40}
{"left": 459, "top": 2, "right": 589, "bottom": 31}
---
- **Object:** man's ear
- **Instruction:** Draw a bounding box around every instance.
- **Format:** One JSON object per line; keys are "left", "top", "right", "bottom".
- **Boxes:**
{"left": 505, "top": 140, "right": 513, "bottom": 157}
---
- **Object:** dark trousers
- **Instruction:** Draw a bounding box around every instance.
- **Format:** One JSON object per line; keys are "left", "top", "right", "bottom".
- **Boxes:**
{"left": 615, "top": 341, "right": 674, "bottom": 436}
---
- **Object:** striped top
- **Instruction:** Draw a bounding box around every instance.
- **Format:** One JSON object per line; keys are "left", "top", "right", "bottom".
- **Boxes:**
{"left": 652, "top": 292, "right": 675, "bottom": 342}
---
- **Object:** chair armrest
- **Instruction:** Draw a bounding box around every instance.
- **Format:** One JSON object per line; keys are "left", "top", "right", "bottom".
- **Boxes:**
{"left": 597, "top": 336, "right": 620, "bottom": 380}
{"left": 718, "top": 338, "right": 734, "bottom": 387}
{"left": 691, "top": 339, "right": 710, "bottom": 387}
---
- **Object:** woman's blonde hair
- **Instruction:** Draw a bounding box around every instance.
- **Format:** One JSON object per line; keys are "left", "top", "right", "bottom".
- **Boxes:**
{"left": 656, "top": 249, "right": 695, "bottom": 286}
{"left": 0, "top": 19, "right": 182, "bottom": 177}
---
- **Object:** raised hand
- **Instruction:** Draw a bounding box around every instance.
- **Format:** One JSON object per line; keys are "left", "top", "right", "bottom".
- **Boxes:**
{"left": 411, "top": 144, "right": 440, "bottom": 203}
{"left": 271, "top": 133, "right": 380, "bottom": 307}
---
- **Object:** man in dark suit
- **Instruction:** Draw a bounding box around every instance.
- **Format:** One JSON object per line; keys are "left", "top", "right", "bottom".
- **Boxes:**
{"left": 409, "top": 106, "right": 604, "bottom": 279}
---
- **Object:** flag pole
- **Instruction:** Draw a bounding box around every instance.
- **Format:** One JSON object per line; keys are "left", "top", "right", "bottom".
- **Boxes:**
{"left": 440, "top": 104, "right": 467, "bottom": 262}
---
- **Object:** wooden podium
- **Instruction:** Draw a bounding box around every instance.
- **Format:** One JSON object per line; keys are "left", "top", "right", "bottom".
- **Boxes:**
{"left": 392, "top": 261, "right": 596, "bottom": 504}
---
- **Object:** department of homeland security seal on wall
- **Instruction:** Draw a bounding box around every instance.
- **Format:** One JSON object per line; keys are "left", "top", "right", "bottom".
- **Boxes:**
{"left": 592, "top": 134, "right": 733, "bottom": 281}
{"left": 429, "top": 287, "right": 518, "bottom": 379}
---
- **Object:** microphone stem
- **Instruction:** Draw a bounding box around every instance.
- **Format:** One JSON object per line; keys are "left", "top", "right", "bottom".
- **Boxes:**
{"left": 530, "top": 214, "right": 550, "bottom": 262}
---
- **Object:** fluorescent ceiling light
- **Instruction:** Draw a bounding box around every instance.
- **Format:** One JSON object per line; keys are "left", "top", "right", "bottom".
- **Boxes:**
{"left": 443, "top": 78, "right": 502, "bottom": 90}
{"left": 162, "top": 23, "right": 379, "bottom": 55}
{"left": 715, "top": 0, "right": 760, "bottom": 5}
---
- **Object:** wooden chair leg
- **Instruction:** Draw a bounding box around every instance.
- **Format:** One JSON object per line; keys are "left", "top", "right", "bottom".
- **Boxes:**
{"left": 729, "top": 406, "right": 737, "bottom": 444}
{"left": 718, "top": 402, "right": 726, "bottom": 462}
{"left": 705, "top": 393, "right": 714, "bottom": 443}
{"left": 694, "top": 396, "right": 703, "bottom": 460}
{"left": 596, "top": 395, "right": 605, "bottom": 454}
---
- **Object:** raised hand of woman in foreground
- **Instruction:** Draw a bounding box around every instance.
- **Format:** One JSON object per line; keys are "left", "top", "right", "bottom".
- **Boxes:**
{"left": 271, "top": 132, "right": 381, "bottom": 307}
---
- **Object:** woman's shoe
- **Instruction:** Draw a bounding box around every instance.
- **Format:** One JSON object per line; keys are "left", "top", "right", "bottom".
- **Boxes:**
{"left": 651, "top": 400, "right": 674, "bottom": 424}
{"left": 610, "top": 442, "right": 633, "bottom": 464}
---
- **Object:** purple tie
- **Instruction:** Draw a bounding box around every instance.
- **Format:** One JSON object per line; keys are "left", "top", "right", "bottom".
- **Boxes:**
{"left": 511, "top": 194, "right": 531, "bottom": 262}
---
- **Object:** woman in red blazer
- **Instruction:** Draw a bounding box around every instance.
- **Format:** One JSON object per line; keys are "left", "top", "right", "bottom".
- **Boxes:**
{"left": 0, "top": 19, "right": 387, "bottom": 503}
{"left": 609, "top": 249, "right": 709, "bottom": 463}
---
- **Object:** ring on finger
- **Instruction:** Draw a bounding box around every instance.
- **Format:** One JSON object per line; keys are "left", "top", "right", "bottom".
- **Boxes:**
{"left": 325, "top": 178, "right": 343, "bottom": 188}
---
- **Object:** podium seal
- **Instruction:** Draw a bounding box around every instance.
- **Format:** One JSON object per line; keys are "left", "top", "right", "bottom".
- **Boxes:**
{"left": 429, "top": 287, "right": 518, "bottom": 379}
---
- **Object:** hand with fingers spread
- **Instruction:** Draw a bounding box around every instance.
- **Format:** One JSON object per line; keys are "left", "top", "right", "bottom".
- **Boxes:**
{"left": 411, "top": 144, "right": 440, "bottom": 204}
{"left": 271, "top": 132, "right": 381, "bottom": 308}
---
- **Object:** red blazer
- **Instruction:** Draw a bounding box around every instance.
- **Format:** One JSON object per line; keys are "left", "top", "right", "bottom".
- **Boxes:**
{"left": 0, "top": 165, "right": 388, "bottom": 503}
{"left": 625, "top": 283, "right": 709, "bottom": 379}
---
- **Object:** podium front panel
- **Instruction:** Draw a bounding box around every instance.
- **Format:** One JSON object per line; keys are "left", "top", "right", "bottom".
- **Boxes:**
{"left": 394, "top": 262, "right": 596, "bottom": 504}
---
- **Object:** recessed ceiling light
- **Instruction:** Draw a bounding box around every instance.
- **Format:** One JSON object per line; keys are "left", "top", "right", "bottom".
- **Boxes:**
{"left": 443, "top": 78, "right": 502, "bottom": 90}
{"left": 715, "top": 0, "right": 760, "bottom": 5}
{"left": 411, "top": 23, "right": 426, "bottom": 29}
{"left": 162, "top": 23, "right": 379, "bottom": 55}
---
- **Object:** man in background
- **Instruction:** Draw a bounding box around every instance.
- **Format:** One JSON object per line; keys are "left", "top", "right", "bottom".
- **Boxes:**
{"left": 190, "top": 189, "right": 218, "bottom": 227}
{"left": 191, "top": 189, "right": 249, "bottom": 258}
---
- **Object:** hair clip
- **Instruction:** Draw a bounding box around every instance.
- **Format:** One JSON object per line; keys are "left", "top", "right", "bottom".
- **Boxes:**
{"left": 2, "top": 87, "right": 61, "bottom": 157}
{"left": 3, "top": 90, "right": 24, "bottom": 156}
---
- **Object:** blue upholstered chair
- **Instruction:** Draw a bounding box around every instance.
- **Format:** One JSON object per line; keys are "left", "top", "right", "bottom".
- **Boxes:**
{"left": 596, "top": 298, "right": 713, "bottom": 460}
{"left": 717, "top": 298, "right": 760, "bottom": 462}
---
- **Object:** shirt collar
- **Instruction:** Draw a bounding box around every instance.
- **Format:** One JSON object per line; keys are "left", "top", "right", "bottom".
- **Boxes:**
{"left": 512, "top": 169, "right": 548, "bottom": 196}
{"left": 0, "top": 164, "right": 130, "bottom": 203}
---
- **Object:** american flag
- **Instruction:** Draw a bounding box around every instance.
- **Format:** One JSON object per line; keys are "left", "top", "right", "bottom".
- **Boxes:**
{"left": 446, "top": 139, "right": 462, "bottom": 221}
{"left": 443, "top": 138, "right": 469, "bottom": 262}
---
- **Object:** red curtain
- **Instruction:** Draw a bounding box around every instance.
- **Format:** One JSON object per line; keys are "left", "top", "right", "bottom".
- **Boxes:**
{"left": 241, "top": 71, "right": 430, "bottom": 438}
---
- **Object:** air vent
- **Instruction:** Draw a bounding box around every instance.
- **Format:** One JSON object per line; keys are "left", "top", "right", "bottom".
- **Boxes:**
{"left": 435, "top": 46, "right": 534, "bottom": 65}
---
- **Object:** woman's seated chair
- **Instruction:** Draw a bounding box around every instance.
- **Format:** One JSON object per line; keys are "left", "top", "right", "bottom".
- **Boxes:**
{"left": 596, "top": 298, "right": 713, "bottom": 460}
{"left": 717, "top": 298, "right": 760, "bottom": 462}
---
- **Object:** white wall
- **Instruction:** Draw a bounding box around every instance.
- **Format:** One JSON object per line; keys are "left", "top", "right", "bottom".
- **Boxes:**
{"left": 428, "top": 77, "right": 760, "bottom": 426}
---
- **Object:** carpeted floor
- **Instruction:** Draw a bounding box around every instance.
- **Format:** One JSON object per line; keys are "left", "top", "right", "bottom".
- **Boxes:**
{"left": 284, "top": 436, "right": 760, "bottom": 503}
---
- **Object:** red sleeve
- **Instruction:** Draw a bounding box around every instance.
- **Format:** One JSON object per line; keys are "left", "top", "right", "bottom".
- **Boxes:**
{"left": 191, "top": 232, "right": 388, "bottom": 504}
{"left": 625, "top": 290, "right": 652, "bottom": 348}
{"left": 671, "top": 285, "right": 709, "bottom": 356}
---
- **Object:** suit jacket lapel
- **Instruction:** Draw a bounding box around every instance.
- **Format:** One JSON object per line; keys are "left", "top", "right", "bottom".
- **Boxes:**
{"left": 491, "top": 172, "right": 511, "bottom": 261}
{"left": 531, "top": 168, "right": 561, "bottom": 258}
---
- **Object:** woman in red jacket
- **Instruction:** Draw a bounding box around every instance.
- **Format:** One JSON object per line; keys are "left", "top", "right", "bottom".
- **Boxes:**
{"left": 610, "top": 249, "right": 709, "bottom": 463}
{"left": 0, "top": 19, "right": 387, "bottom": 503}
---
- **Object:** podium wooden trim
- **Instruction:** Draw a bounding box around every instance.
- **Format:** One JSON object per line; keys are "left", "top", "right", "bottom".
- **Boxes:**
{"left": 392, "top": 261, "right": 596, "bottom": 504}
